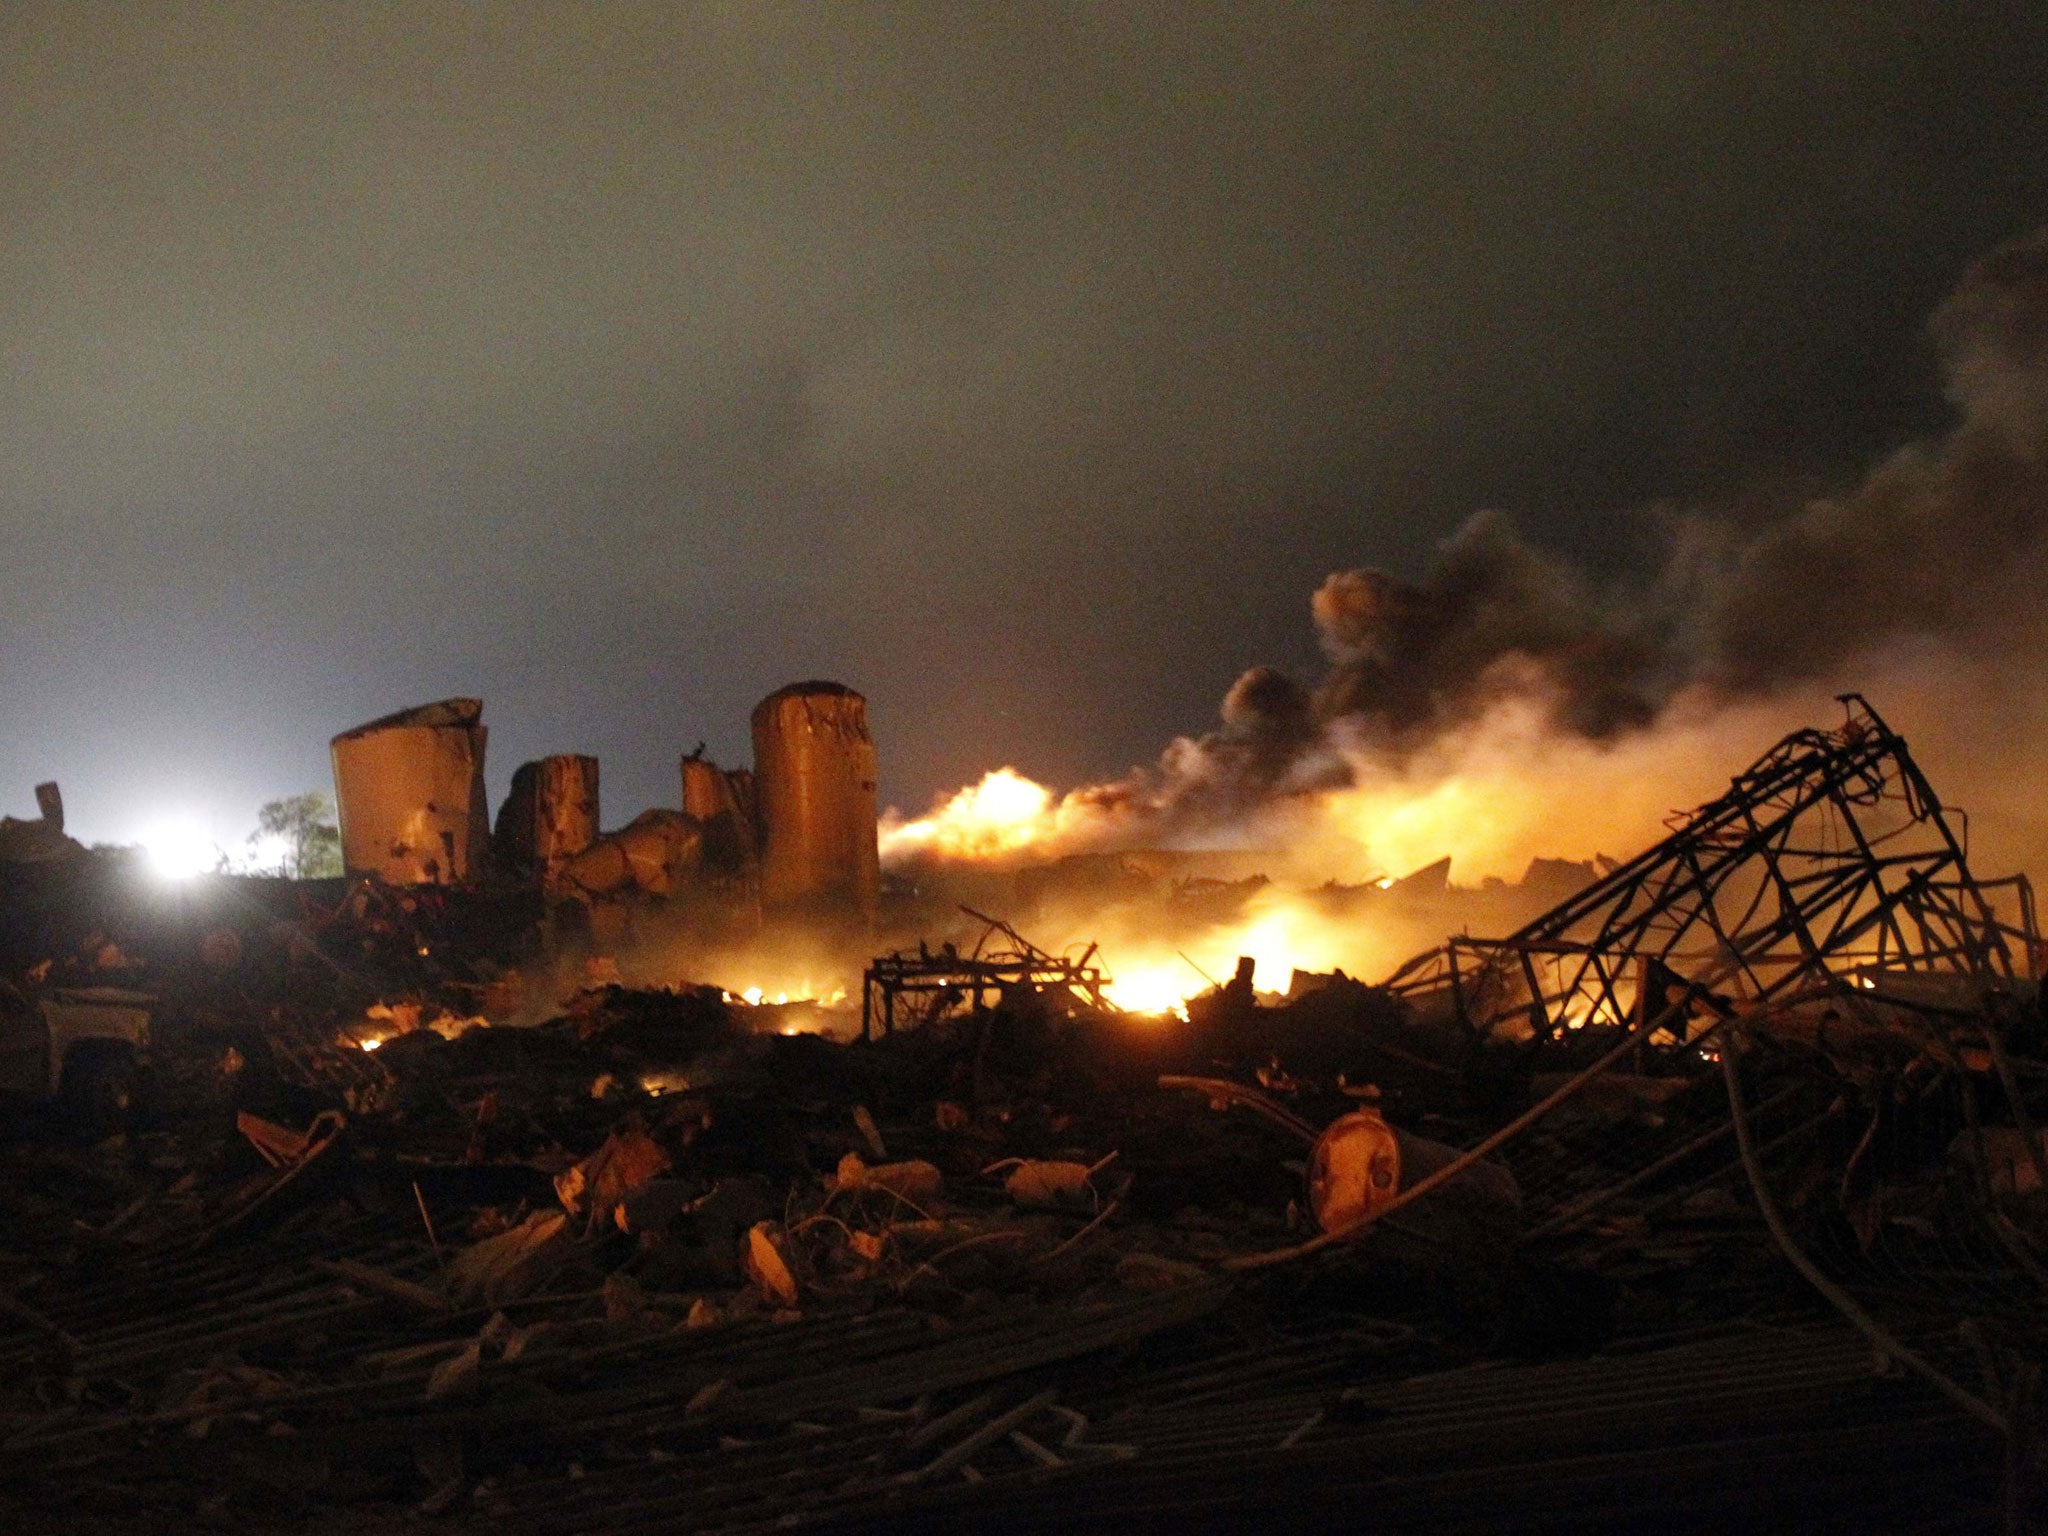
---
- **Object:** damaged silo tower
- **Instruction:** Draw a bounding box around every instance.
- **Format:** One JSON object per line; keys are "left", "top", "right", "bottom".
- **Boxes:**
{"left": 330, "top": 699, "right": 489, "bottom": 885}
{"left": 682, "top": 752, "right": 757, "bottom": 878}
{"left": 751, "top": 682, "right": 879, "bottom": 925}
{"left": 494, "top": 755, "right": 600, "bottom": 889}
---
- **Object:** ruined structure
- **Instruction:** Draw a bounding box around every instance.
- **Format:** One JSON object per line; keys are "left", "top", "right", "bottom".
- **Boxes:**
{"left": 0, "top": 780, "right": 79, "bottom": 865}
{"left": 329, "top": 699, "right": 490, "bottom": 885}
{"left": 492, "top": 754, "right": 599, "bottom": 890}
{"left": 861, "top": 909, "right": 1109, "bottom": 1038}
{"left": 681, "top": 749, "right": 757, "bottom": 881}
{"left": 555, "top": 808, "right": 703, "bottom": 903}
{"left": 316, "top": 685, "right": 881, "bottom": 944}
{"left": 751, "top": 681, "right": 880, "bottom": 927}
{"left": 1385, "top": 694, "right": 2038, "bottom": 1054}
{"left": 0, "top": 695, "right": 2041, "bottom": 1529}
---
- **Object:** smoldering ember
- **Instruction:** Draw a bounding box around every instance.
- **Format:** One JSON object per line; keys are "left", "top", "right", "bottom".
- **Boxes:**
{"left": 0, "top": 676, "right": 2037, "bottom": 1534}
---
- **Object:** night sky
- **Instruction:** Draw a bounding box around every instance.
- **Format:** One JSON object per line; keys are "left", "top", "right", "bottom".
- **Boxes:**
{"left": 6, "top": 4, "right": 2048, "bottom": 851}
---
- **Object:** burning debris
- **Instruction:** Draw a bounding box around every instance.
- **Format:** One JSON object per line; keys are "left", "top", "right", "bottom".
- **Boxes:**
{"left": 861, "top": 911, "right": 1110, "bottom": 1040}
{"left": 0, "top": 696, "right": 2040, "bottom": 1530}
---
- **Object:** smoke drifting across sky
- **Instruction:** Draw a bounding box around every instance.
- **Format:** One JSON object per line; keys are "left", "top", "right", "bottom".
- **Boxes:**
{"left": 1212, "top": 226, "right": 2048, "bottom": 778}
{"left": 886, "top": 228, "right": 2048, "bottom": 881}
{"left": 3, "top": 5, "right": 2048, "bottom": 851}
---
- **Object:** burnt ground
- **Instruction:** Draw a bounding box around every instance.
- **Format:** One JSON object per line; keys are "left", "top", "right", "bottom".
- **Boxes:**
{"left": 0, "top": 855, "right": 2030, "bottom": 1533}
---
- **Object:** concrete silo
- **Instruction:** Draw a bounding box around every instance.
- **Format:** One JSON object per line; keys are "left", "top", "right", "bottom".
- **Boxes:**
{"left": 494, "top": 755, "right": 600, "bottom": 890}
{"left": 750, "top": 682, "right": 878, "bottom": 926}
{"left": 681, "top": 752, "right": 758, "bottom": 878}
{"left": 330, "top": 699, "right": 489, "bottom": 886}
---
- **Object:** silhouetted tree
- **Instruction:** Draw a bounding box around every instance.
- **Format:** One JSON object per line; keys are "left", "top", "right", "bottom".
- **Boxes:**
{"left": 250, "top": 792, "right": 342, "bottom": 879}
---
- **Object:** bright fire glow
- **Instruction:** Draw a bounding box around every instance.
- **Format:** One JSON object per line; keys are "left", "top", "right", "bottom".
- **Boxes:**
{"left": 140, "top": 820, "right": 221, "bottom": 880}
{"left": 728, "top": 983, "right": 847, "bottom": 1008}
{"left": 882, "top": 692, "right": 1810, "bottom": 887}
{"left": 1100, "top": 962, "right": 1198, "bottom": 1017}
{"left": 878, "top": 692, "right": 1836, "bottom": 1011}
{"left": 880, "top": 768, "right": 1087, "bottom": 864}
{"left": 1093, "top": 887, "right": 1405, "bottom": 1015}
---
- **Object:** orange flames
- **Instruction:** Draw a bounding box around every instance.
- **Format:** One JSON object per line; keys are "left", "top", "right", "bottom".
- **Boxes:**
{"left": 886, "top": 693, "right": 1793, "bottom": 881}
{"left": 877, "top": 767, "right": 1100, "bottom": 864}
{"left": 881, "top": 690, "right": 1827, "bottom": 1009}
{"left": 1093, "top": 890, "right": 1391, "bottom": 1015}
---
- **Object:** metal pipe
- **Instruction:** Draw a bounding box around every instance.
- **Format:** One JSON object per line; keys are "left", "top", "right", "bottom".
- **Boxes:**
{"left": 1718, "top": 1037, "right": 2006, "bottom": 1435}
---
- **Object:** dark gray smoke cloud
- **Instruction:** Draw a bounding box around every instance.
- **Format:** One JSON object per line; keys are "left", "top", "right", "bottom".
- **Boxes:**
{"left": 1074, "top": 224, "right": 2048, "bottom": 841}
{"left": 1708, "top": 230, "right": 2048, "bottom": 690}
{"left": 1308, "top": 513, "right": 1666, "bottom": 744}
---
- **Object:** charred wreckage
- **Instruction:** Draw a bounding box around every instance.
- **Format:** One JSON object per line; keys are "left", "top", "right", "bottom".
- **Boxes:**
{"left": 0, "top": 692, "right": 2044, "bottom": 1532}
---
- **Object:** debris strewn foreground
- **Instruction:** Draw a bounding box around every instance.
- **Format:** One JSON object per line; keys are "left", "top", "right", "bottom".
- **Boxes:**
{"left": 0, "top": 699, "right": 2044, "bottom": 1532}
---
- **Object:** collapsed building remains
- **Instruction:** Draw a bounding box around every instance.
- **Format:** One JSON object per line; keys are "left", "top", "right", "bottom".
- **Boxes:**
{"left": 0, "top": 697, "right": 2044, "bottom": 1531}
{"left": 0, "top": 781, "right": 81, "bottom": 867}
{"left": 680, "top": 750, "right": 757, "bottom": 886}
{"left": 1385, "top": 693, "right": 2037, "bottom": 1049}
{"left": 752, "top": 682, "right": 881, "bottom": 928}
{"left": 330, "top": 699, "right": 492, "bottom": 886}
{"left": 861, "top": 909, "right": 1112, "bottom": 1039}
{"left": 492, "top": 755, "right": 601, "bottom": 892}
{"left": 324, "top": 682, "right": 880, "bottom": 945}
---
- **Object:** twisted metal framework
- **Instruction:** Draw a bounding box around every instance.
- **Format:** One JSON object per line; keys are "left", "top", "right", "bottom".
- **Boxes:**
{"left": 1384, "top": 696, "right": 2040, "bottom": 1049}
{"left": 861, "top": 908, "right": 1111, "bottom": 1040}
{"left": 1242, "top": 699, "right": 2048, "bottom": 1422}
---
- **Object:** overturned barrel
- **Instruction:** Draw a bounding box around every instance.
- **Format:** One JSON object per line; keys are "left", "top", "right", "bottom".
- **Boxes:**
{"left": 751, "top": 682, "right": 878, "bottom": 926}
{"left": 495, "top": 755, "right": 600, "bottom": 889}
{"left": 330, "top": 699, "right": 489, "bottom": 885}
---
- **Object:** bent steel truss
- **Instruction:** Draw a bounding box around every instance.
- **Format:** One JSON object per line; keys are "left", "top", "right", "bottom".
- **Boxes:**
{"left": 1384, "top": 696, "right": 2040, "bottom": 1047}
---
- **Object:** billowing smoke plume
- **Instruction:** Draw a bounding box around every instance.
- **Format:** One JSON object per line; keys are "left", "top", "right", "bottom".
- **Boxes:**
{"left": 1707, "top": 231, "right": 2048, "bottom": 691}
{"left": 885, "top": 226, "right": 2048, "bottom": 871}
{"left": 1309, "top": 513, "right": 1673, "bottom": 743}
{"left": 1115, "top": 512, "right": 1682, "bottom": 829}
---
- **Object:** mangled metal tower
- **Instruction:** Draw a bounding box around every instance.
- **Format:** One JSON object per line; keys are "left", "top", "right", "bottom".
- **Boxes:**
{"left": 1387, "top": 695, "right": 2039, "bottom": 1052}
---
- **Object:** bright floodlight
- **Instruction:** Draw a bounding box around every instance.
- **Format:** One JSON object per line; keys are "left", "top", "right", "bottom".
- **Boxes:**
{"left": 141, "top": 821, "right": 218, "bottom": 880}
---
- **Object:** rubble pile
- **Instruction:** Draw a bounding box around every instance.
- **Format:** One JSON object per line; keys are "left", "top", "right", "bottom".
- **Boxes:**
{"left": 0, "top": 699, "right": 2042, "bottom": 1532}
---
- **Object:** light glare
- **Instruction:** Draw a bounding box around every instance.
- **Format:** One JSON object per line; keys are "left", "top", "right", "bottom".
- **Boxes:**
{"left": 141, "top": 821, "right": 219, "bottom": 881}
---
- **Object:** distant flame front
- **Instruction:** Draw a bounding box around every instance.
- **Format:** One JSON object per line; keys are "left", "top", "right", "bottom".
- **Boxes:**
{"left": 878, "top": 767, "right": 1083, "bottom": 864}
{"left": 876, "top": 691, "right": 1824, "bottom": 1008}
